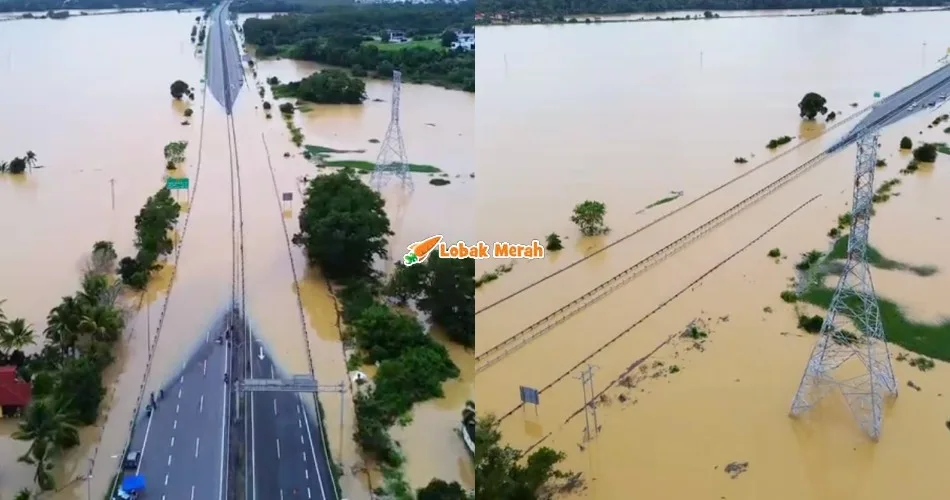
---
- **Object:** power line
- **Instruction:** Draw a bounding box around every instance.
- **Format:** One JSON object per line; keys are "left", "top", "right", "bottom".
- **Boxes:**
{"left": 474, "top": 103, "right": 869, "bottom": 317}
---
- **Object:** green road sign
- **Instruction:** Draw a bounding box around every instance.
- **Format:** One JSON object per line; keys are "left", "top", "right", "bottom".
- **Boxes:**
{"left": 166, "top": 177, "right": 190, "bottom": 190}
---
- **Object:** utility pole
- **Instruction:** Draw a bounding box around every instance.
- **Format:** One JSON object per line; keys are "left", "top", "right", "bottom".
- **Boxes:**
{"left": 574, "top": 364, "right": 600, "bottom": 442}
{"left": 110, "top": 178, "right": 115, "bottom": 210}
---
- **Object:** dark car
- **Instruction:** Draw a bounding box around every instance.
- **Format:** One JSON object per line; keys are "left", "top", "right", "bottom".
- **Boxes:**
{"left": 123, "top": 451, "right": 141, "bottom": 470}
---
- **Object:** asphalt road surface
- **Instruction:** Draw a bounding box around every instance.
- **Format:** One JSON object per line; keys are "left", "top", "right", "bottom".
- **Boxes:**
{"left": 207, "top": 1, "right": 244, "bottom": 114}
{"left": 847, "top": 62, "right": 950, "bottom": 136}
{"left": 121, "top": 317, "right": 231, "bottom": 500}
{"left": 249, "top": 345, "right": 337, "bottom": 500}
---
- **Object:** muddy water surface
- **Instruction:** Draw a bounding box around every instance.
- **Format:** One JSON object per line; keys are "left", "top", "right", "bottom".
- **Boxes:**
{"left": 477, "top": 13, "right": 950, "bottom": 500}
{"left": 0, "top": 10, "right": 473, "bottom": 499}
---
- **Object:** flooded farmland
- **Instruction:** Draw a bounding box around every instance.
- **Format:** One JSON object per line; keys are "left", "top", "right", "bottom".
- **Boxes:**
{"left": 0, "top": 9, "right": 473, "bottom": 499}
{"left": 476, "top": 11, "right": 950, "bottom": 500}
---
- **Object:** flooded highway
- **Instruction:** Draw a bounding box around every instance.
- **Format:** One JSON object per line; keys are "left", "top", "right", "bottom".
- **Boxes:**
{"left": 0, "top": 8, "right": 473, "bottom": 499}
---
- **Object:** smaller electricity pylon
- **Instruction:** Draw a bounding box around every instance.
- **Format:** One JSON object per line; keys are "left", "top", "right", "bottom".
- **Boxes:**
{"left": 370, "top": 70, "right": 413, "bottom": 192}
{"left": 789, "top": 129, "right": 898, "bottom": 441}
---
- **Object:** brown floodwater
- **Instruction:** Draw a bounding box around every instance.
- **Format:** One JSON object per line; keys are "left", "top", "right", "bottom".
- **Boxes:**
{"left": 0, "top": 10, "right": 473, "bottom": 498}
{"left": 476, "top": 13, "right": 950, "bottom": 500}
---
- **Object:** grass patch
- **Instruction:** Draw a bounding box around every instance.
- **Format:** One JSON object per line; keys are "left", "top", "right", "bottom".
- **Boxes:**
{"left": 826, "top": 235, "right": 937, "bottom": 276}
{"left": 797, "top": 237, "right": 947, "bottom": 361}
{"left": 644, "top": 191, "right": 683, "bottom": 209}
{"left": 364, "top": 39, "right": 443, "bottom": 52}
{"left": 475, "top": 263, "right": 514, "bottom": 288}
{"left": 322, "top": 159, "right": 440, "bottom": 173}
{"left": 932, "top": 142, "right": 950, "bottom": 155}
{"left": 429, "top": 178, "right": 450, "bottom": 186}
{"left": 768, "top": 248, "right": 781, "bottom": 258}
{"left": 734, "top": 157, "right": 748, "bottom": 164}
{"left": 780, "top": 290, "right": 798, "bottom": 303}
{"left": 875, "top": 159, "right": 887, "bottom": 168}
{"left": 304, "top": 145, "right": 366, "bottom": 156}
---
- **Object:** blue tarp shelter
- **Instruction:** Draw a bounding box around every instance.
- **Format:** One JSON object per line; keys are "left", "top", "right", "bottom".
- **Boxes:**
{"left": 121, "top": 475, "right": 145, "bottom": 492}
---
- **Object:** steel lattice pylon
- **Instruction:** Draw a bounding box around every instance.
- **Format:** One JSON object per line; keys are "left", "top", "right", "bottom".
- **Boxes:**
{"left": 370, "top": 70, "right": 413, "bottom": 192}
{"left": 789, "top": 130, "right": 898, "bottom": 441}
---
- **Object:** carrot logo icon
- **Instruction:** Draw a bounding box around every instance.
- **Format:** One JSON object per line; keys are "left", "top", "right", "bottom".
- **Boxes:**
{"left": 404, "top": 235, "right": 443, "bottom": 266}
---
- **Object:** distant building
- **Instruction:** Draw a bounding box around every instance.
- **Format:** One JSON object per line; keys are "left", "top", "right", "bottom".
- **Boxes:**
{"left": 0, "top": 366, "right": 31, "bottom": 417}
{"left": 451, "top": 31, "right": 475, "bottom": 51}
{"left": 387, "top": 30, "right": 408, "bottom": 43}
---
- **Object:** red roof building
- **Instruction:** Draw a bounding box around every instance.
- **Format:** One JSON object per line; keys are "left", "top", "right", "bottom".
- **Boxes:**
{"left": 0, "top": 366, "right": 32, "bottom": 412}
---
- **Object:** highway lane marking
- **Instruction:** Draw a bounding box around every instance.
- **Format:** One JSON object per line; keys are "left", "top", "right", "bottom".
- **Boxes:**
{"left": 167, "top": 455, "right": 172, "bottom": 466}
{"left": 174, "top": 419, "right": 178, "bottom": 430}
{"left": 191, "top": 485, "right": 196, "bottom": 500}
{"left": 273, "top": 398, "right": 278, "bottom": 415}
{"left": 271, "top": 365, "right": 275, "bottom": 378}
{"left": 181, "top": 375, "right": 184, "bottom": 383}
{"left": 136, "top": 410, "right": 154, "bottom": 475}
{"left": 171, "top": 437, "right": 175, "bottom": 447}
{"left": 204, "top": 359, "right": 207, "bottom": 376}
{"left": 200, "top": 395, "right": 204, "bottom": 413}
{"left": 179, "top": 388, "right": 183, "bottom": 399}
{"left": 302, "top": 409, "right": 328, "bottom": 500}
{"left": 298, "top": 418, "right": 302, "bottom": 429}
{"left": 280, "top": 491, "right": 284, "bottom": 500}
{"left": 276, "top": 438, "right": 281, "bottom": 459}
{"left": 302, "top": 451, "right": 306, "bottom": 462}
{"left": 195, "top": 437, "right": 201, "bottom": 458}
{"left": 305, "top": 469, "right": 309, "bottom": 480}
{"left": 164, "top": 474, "right": 169, "bottom": 486}
{"left": 176, "top": 404, "right": 180, "bottom": 413}
{"left": 300, "top": 435, "right": 303, "bottom": 444}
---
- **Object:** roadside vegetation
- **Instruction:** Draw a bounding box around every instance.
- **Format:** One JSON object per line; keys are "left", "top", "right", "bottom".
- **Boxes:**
{"left": 272, "top": 69, "right": 367, "bottom": 104}
{"left": 1, "top": 241, "right": 125, "bottom": 493}
{"left": 292, "top": 167, "right": 474, "bottom": 496}
{"left": 163, "top": 140, "right": 188, "bottom": 169}
{"left": 0, "top": 151, "right": 39, "bottom": 174}
{"left": 242, "top": 4, "right": 474, "bottom": 92}
{"left": 117, "top": 187, "right": 181, "bottom": 290}
{"left": 571, "top": 200, "right": 609, "bottom": 236}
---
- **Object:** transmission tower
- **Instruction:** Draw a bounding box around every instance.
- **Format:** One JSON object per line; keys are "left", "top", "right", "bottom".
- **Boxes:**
{"left": 575, "top": 364, "right": 600, "bottom": 442}
{"left": 788, "top": 129, "right": 898, "bottom": 441}
{"left": 370, "top": 70, "right": 413, "bottom": 192}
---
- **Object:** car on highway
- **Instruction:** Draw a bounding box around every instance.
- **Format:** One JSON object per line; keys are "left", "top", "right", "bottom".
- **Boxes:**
{"left": 122, "top": 450, "right": 141, "bottom": 470}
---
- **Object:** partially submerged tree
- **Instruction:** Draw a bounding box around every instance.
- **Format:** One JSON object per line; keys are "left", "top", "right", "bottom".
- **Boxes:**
{"left": 294, "top": 168, "right": 392, "bottom": 281}
{"left": 169, "top": 80, "right": 190, "bottom": 100}
{"left": 913, "top": 143, "right": 937, "bottom": 163}
{"left": 900, "top": 136, "right": 913, "bottom": 149}
{"left": 570, "top": 200, "right": 608, "bottom": 236}
{"left": 798, "top": 92, "right": 828, "bottom": 120}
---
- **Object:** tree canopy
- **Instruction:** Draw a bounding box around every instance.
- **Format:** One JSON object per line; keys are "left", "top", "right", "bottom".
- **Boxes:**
{"left": 386, "top": 254, "right": 475, "bottom": 348}
{"left": 475, "top": 415, "right": 579, "bottom": 499}
{"left": 417, "top": 478, "right": 471, "bottom": 500}
{"left": 571, "top": 200, "right": 609, "bottom": 236}
{"left": 118, "top": 187, "right": 181, "bottom": 289}
{"left": 798, "top": 92, "right": 828, "bottom": 120}
{"left": 913, "top": 143, "right": 938, "bottom": 163}
{"left": 294, "top": 168, "right": 393, "bottom": 281}
{"left": 274, "top": 69, "right": 367, "bottom": 104}
{"left": 243, "top": 4, "right": 474, "bottom": 92}
{"left": 170, "top": 80, "right": 190, "bottom": 100}
{"left": 475, "top": 0, "right": 943, "bottom": 20}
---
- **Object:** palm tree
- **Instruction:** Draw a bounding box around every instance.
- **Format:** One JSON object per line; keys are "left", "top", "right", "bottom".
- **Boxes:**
{"left": 45, "top": 297, "right": 85, "bottom": 356}
{"left": 0, "top": 318, "right": 35, "bottom": 355}
{"left": 12, "top": 397, "right": 81, "bottom": 453}
{"left": 24, "top": 151, "right": 36, "bottom": 172}
{"left": 17, "top": 438, "right": 55, "bottom": 491}
{"left": 0, "top": 160, "right": 7, "bottom": 173}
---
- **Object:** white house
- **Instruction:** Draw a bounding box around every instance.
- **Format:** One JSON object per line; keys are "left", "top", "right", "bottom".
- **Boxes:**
{"left": 387, "top": 30, "right": 408, "bottom": 43}
{"left": 451, "top": 31, "right": 474, "bottom": 51}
